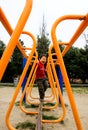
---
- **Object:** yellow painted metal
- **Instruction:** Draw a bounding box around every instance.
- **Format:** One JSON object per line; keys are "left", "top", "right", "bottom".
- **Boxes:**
{"left": 26, "top": 57, "right": 55, "bottom": 105}
{"left": 46, "top": 59, "right": 57, "bottom": 99}
{"left": 0, "top": 7, "right": 12, "bottom": 35}
{"left": 26, "top": 55, "right": 56, "bottom": 106}
{"left": 20, "top": 64, "right": 39, "bottom": 114}
{"left": 26, "top": 55, "right": 39, "bottom": 101}
{"left": 62, "top": 14, "right": 88, "bottom": 57}
{"left": 1, "top": 0, "right": 88, "bottom": 129}
{"left": 20, "top": 52, "right": 40, "bottom": 115}
{"left": 42, "top": 45, "right": 66, "bottom": 123}
{"left": 0, "top": 7, "right": 27, "bottom": 59}
{"left": 28, "top": 64, "right": 54, "bottom": 101}
{"left": 0, "top": 0, "right": 33, "bottom": 80}
{"left": 27, "top": 72, "right": 38, "bottom": 100}
{"left": 6, "top": 30, "right": 36, "bottom": 129}
{"left": 51, "top": 14, "right": 88, "bottom": 129}
{"left": 42, "top": 60, "right": 59, "bottom": 110}
{"left": 25, "top": 50, "right": 59, "bottom": 111}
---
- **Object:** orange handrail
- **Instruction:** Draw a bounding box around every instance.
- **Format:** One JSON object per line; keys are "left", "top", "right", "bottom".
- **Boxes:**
{"left": 51, "top": 14, "right": 88, "bottom": 129}
{"left": 20, "top": 52, "right": 40, "bottom": 115}
{"left": 0, "top": 7, "right": 29, "bottom": 59}
{"left": 0, "top": 0, "right": 33, "bottom": 80}
{"left": 6, "top": 31, "right": 36, "bottom": 130}
{"left": 4, "top": 0, "right": 36, "bottom": 130}
{"left": 42, "top": 45, "right": 66, "bottom": 123}
{"left": 1, "top": 1, "right": 88, "bottom": 128}
{"left": 42, "top": 61, "right": 59, "bottom": 110}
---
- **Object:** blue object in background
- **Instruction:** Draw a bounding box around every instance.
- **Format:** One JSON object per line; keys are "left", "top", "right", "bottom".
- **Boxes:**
{"left": 22, "top": 57, "right": 27, "bottom": 103}
{"left": 58, "top": 67, "right": 63, "bottom": 94}
{"left": 56, "top": 66, "right": 63, "bottom": 103}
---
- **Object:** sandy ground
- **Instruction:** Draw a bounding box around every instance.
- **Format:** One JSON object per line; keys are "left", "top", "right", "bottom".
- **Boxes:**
{"left": 0, "top": 86, "right": 88, "bottom": 130}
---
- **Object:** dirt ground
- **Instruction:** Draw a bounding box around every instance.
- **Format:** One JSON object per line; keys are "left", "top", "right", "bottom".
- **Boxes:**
{"left": 0, "top": 86, "right": 88, "bottom": 130}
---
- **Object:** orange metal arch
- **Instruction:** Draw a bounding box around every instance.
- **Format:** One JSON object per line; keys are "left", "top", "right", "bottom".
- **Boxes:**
{"left": 0, "top": 0, "right": 33, "bottom": 80}
{"left": 51, "top": 14, "right": 88, "bottom": 130}
{"left": 0, "top": 0, "right": 88, "bottom": 129}
{"left": 6, "top": 31, "right": 36, "bottom": 130}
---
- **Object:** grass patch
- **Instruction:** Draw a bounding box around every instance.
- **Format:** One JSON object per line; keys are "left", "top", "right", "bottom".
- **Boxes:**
{"left": 42, "top": 114, "right": 64, "bottom": 124}
{"left": 64, "top": 87, "right": 88, "bottom": 94}
{"left": 44, "top": 102, "right": 55, "bottom": 106}
{"left": 42, "top": 114, "right": 58, "bottom": 120}
{"left": 15, "top": 101, "right": 20, "bottom": 106}
{"left": 15, "top": 101, "right": 38, "bottom": 108}
{"left": 16, "top": 121, "right": 36, "bottom": 130}
{"left": 72, "top": 87, "right": 88, "bottom": 94}
{"left": 83, "top": 87, "right": 88, "bottom": 94}
{"left": 24, "top": 104, "right": 38, "bottom": 108}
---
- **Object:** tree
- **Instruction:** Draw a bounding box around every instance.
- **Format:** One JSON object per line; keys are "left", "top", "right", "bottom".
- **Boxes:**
{"left": 36, "top": 16, "right": 50, "bottom": 57}
{"left": 11, "top": 39, "right": 23, "bottom": 76}
{"left": 64, "top": 47, "right": 80, "bottom": 82}
{"left": 0, "top": 39, "right": 23, "bottom": 82}
{"left": 78, "top": 45, "right": 88, "bottom": 83}
{"left": 64, "top": 46, "right": 88, "bottom": 83}
{"left": 0, "top": 40, "right": 6, "bottom": 58}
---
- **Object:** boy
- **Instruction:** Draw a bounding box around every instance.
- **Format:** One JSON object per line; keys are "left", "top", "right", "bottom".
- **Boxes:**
{"left": 36, "top": 54, "right": 49, "bottom": 102}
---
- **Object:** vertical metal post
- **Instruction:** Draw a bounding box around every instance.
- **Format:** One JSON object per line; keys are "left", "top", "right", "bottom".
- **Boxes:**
{"left": 58, "top": 67, "right": 63, "bottom": 94}
{"left": 56, "top": 66, "right": 63, "bottom": 103}
{"left": 22, "top": 57, "right": 27, "bottom": 103}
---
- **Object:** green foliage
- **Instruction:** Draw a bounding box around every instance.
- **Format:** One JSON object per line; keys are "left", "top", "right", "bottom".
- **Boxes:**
{"left": 0, "top": 40, "right": 14, "bottom": 82}
{"left": 0, "top": 40, "right": 5, "bottom": 58}
{"left": 71, "top": 87, "right": 88, "bottom": 94}
{"left": 15, "top": 101, "right": 20, "bottom": 106}
{"left": 15, "top": 101, "right": 38, "bottom": 108}
{"left": 42, "top": 114, "right": 58, "bottom": 120}
{"left": 0, "top": 39, "right": 23, "bottom": 82}
{"left": 64, "top": 46, "right": 88, "bottom": 83}
{"left": 24, "top": 104, "right": 39, "bottom": 108}
{"left": 44, "top": 102, "right": 55, "bottom": 106}
{"left": 78, "top": 45, "right": 88, "bottom": 83}
{"left": 37, "top": 35, "right": 50, "bottom": 56}
{"left": 12, "top": 46, "right": 23, "bottom": 76}
{"left": 0, "top": 31, "right": 88, "bottom": 83}
{"left": 1, "top": 62, "right": 16, "bottom": 82}
{"left": 16, "top": 121, "right": 36, "bottom": 130}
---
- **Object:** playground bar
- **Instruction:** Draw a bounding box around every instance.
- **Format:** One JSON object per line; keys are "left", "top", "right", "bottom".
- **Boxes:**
{"left": 51, "top": 14, "right": 88, "bottom": 130}
{"left": 0, "top": 0, "right": 88, "bottom": 129}
{"left": 0, "top": 0, "right": 33, "bottom": 80}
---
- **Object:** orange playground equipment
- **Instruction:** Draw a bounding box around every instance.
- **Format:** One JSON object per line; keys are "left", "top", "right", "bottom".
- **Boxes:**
{"left": 0, "top": 1, "right": 88, "bottom": 130}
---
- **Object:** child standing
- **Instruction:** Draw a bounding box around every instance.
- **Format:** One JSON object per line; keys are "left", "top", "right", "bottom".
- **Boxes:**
{"left": 36, "top": 54, "right": 49, "bottom": 102}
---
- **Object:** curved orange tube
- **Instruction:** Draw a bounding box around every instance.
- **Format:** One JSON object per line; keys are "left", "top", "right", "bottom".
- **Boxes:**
{"left": 0, "top": 0, "right": 33, "bottom": 80}
{"left": 50, "top": 14, "right": 88, "bottom": 129}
